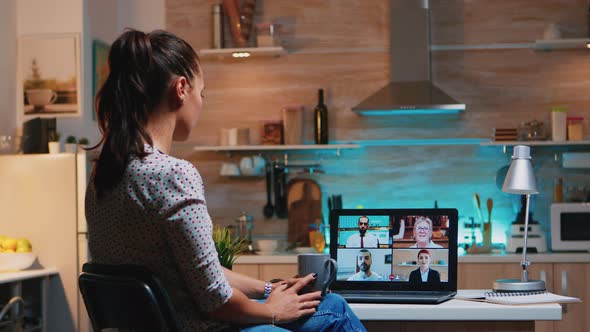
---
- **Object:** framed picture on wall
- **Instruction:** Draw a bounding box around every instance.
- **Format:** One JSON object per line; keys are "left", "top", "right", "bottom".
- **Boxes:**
{"left": 17, "top": 33, "right": 81, "bottom": 120}
{"left": 92, "top": 39, "right": 110, "bottom": 120}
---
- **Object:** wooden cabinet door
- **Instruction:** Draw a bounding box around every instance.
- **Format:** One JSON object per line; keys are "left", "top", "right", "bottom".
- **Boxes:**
{"left": 553, "top": 263, "right": 590, "bottom": 332}
{"left": 259, "top": 264, "right": 298, "bottom": 281}
{"left": 232, "top": 264, "right": 259, "bottom": 279}
{"left": 458, "top": 263, "right": 554, "bottom": 332}
{"left": 458, "top": 263, "right": 553, "bottom": 290}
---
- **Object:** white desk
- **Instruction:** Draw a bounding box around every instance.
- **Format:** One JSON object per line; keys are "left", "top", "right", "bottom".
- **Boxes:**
{"left": 351, "top": 298, "right": 562, "bottom": 332}
{"left": 0, "top": 268, "right": 59, "bottom": 332}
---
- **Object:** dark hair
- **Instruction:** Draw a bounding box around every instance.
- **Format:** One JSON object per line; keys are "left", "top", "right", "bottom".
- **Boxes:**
{"left": 91, "top": 29, "right": 199, "bottom": 198}
{"left": 358, "top": 249, "right": 372, "bottom": 257}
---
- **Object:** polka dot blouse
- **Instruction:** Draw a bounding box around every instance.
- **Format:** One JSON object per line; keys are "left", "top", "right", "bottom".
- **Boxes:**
{"left": 85, "top": 145, "right": 234, "bottom": 331}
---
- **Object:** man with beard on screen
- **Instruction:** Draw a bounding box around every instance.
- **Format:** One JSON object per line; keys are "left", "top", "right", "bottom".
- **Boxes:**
{"left": 346, "top": 216, "right": 379, "bottom": 248}
{"left": 347, "top": 249, "right": 382, "bottom": 281}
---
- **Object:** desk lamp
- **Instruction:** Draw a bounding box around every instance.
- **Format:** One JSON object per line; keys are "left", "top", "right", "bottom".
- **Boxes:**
{"left": 493, "top": 145, "right": 546, "bottom": 292}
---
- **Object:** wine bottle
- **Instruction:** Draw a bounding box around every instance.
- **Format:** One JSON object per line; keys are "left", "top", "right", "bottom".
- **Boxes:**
{"left": 314, "top": 89, "right": 328, "bottom": 144}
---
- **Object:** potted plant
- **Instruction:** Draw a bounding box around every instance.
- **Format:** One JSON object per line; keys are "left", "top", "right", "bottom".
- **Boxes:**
{"left": 47, "top": 131, "right": 61, "bottom": 154}
{"left": 77, "top": 137, "right": 89, "bottom": 153}
{"left": 212, "top": 225, "right": 248, "bottom": 269}
{"left": 65, "top": 135, "right": 77, "bottom": 153}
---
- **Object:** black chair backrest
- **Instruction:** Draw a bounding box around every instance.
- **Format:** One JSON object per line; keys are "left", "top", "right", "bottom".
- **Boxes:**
{"left": 79, "top": 262, "right": 181, "bottom": 332}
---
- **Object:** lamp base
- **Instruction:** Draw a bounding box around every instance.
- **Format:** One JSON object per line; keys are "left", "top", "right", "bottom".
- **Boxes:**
{"left": 493, "top": 278, "right": 546, "bottom": 292}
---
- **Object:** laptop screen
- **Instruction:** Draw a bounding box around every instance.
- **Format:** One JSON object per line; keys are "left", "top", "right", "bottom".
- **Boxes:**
{"left": 329, "top": 208, "right": 458, "bottom": 292}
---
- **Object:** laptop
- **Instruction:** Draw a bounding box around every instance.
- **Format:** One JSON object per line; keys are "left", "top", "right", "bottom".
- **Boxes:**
{"left": 329, "top": 208, "right": 458, "bottom": 304}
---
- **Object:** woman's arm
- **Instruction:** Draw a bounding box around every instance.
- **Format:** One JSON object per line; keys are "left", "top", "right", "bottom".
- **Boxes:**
{"left": 222, "top": 266, "right": 266, "bottom": 298}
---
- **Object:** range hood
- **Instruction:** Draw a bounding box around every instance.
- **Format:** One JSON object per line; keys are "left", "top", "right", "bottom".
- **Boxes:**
{"left": 352, "top": 0, "right": 465, "bottom": 115}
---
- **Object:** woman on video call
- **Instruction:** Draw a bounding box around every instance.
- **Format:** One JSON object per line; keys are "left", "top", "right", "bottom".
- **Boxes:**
{"left": 409, "top": 216, "right": 443, "bottom": 249}
{"left": 85, "top": 28, "right": 366, "bottom": 332}
{"left": 409, "top": 249, "right": 441, "bottom": 285}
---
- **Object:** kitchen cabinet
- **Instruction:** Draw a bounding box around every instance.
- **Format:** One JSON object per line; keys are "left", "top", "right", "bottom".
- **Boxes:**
{"left": 458, "top": 263, "right": 554, "bottom": 332}
{"left": 459, "top": 262, "right": 590, "bottom": 332}
{"left": 552, "top": 263, "right": 590, "bottom": 332}
{"left": 232, "top": 263, "right": 297, "bottom": 281}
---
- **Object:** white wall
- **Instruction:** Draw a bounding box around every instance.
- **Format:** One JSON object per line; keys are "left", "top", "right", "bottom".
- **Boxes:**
{"left": 0, "top": 0, "right": 17, "bottom": 137}
{"left": 117, "top": 0, "right": 165, "bottom": 32}
{"left": 0, "top": 0, "right": 166, "bottom": 148}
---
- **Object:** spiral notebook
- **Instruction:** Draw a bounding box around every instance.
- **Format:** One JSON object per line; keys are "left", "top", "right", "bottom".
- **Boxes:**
{"left": 456, "top": 290, "right": 581, "bottom": 305}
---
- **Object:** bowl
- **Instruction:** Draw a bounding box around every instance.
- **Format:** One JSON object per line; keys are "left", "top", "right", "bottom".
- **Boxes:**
{"left": 256, "top": 239, "right": 279, "bottom": 253}
{"left": 0, "top": 252, "right": 36, "bottom": 272}
{"left": 293, "top": 247, "right": 316, "bottom": 254}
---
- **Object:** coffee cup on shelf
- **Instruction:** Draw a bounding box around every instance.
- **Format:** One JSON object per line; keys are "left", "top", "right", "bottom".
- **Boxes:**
{"left": 26, "top": 89, "right": 58, "bottom": 109}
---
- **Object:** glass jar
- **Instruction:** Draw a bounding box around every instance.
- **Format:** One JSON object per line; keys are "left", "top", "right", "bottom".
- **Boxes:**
{"left": 567, "top": 116, "right": 584, "bottom": 141}
{"left": 256, "top": 23, "right": 280, "bottom": 47}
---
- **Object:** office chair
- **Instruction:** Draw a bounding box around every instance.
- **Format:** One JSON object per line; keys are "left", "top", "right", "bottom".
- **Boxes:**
{"left": 79, "top": 262, "right": 181, "bottom": 332}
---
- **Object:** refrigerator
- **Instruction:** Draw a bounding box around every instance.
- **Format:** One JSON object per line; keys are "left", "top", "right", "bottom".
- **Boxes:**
{"left": 0, "top": 152, "right": 91, "bottom": 332}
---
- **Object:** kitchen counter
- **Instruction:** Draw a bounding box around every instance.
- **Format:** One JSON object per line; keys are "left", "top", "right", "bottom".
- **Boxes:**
{"left": 235, "top": 252, "right": 590, "bottom": 264}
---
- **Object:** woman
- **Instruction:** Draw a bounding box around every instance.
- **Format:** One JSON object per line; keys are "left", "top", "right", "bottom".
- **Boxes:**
{"left": 408, "top": 249, "right": 441, "bottom": 285}
{"left": 409, "top": 217, "right": 443, "bottom": 248}
{"left": 85, "top": 29, "right": 366, "bottom": 332}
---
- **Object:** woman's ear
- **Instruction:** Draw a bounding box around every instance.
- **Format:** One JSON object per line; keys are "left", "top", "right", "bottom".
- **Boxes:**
{"left": 170, "top": 76, "right": 189, "bottom": 109}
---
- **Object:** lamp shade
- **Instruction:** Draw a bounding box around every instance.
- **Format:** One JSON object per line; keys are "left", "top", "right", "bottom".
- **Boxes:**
{"left": 502, "top": 145, "right": 539, "bottom": 194}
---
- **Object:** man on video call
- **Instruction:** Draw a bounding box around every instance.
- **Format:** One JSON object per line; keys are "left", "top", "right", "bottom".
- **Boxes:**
{"left": 346, "top": 216, "right": 379, "bottom": 248}
{"left": 348, "top": 249, "right": 382, "bottom": 281}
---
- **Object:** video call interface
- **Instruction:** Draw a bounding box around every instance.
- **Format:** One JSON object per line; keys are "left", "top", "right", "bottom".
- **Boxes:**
{"left": 335, "top": 214, "right": 450, "bottom": 285}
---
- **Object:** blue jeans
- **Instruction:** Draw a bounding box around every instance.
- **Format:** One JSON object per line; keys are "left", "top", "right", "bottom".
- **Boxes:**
{"left": 240, "top": 294, "right": 366, "bottom": 332}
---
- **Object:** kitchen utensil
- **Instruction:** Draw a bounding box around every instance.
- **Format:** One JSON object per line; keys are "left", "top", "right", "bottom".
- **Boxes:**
{"left": 287, "top": 179, "right": 322, "bottom": 247}
{"left": 273, "top": 163, "right": 288, "bottom": 218}
{"left": 473, "top": 193, "right": 483, "bottom": 223}
{"left": 484, "top": 198, "right": 493, "bottom": 247}
{"left": 222, "top": 0, "right": 247, "bottom": 46}
{"left": 263, "top": 162, "right": 274, "bottom": 218}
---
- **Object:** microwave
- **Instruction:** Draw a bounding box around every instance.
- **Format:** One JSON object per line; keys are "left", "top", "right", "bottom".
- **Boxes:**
{"left": 551, "top": 203, "right": 590, "bottom": 252}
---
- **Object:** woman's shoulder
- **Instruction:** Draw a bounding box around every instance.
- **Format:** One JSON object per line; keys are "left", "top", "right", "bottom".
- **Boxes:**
{"left": 131, "top": 151, "right": 200, "bottom": 178}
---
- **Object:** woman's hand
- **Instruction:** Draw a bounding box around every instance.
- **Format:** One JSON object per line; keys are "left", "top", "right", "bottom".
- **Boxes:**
{"left": 265, "top": 273, "right": 322, "bottom": 324}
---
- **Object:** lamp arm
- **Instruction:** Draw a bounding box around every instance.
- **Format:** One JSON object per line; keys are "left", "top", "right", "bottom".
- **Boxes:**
{"left": 521, "top": 194, "right": 531, "bottom": 282}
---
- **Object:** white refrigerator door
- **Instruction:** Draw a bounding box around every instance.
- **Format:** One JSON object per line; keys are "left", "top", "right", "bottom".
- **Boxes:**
{"left": 0, "top": 154, "right": 79, "bottom": 331}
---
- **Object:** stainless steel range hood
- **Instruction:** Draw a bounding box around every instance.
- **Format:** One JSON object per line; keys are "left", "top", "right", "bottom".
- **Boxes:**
{"left": 352, "top": 0, "right": 465, "bottom": 115}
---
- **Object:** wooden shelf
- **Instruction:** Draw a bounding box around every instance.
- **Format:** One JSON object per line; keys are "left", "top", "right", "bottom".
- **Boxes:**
{"left": 534, "top": 38, "right": 590, "bottom": 51}
{"left": 191, "top": 144, "right": 360, "bottom": 152}
{"left": 481, "top": 140, "right": 590, "bottom": 147}
{"left": 333, "top": 138, "right": 489, "bottom": 147}
{"left": 199, "top": 46, "right": 287, "bottom": 59}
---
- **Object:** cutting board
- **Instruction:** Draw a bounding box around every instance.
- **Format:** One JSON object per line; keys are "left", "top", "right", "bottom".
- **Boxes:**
{"left": 287, "top": 179, "right": 322, "bottom": 247}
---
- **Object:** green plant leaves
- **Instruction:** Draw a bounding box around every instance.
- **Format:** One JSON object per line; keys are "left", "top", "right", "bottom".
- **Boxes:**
{"left": 212, "top": 225, "right": 248, "bottom": 269}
